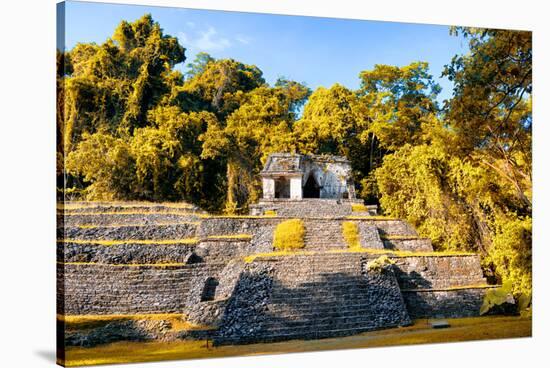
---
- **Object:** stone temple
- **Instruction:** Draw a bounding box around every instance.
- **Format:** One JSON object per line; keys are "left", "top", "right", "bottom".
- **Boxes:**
{"left": 58, "top": 152, "right": 495, "bottom": 347}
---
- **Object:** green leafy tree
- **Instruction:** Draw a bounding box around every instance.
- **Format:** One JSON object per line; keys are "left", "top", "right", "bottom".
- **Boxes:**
{"left": 185, "top": 52, "right": 215, "bottom": 79}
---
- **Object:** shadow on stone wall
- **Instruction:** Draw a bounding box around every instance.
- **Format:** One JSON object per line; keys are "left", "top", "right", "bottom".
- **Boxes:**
{"left": 214, "top": 265, "right": 411, "bottom": 345}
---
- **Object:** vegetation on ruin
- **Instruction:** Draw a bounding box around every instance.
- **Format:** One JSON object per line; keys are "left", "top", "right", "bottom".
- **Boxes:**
{"left": 342, "top": 221, "right": 361, "bottom": 249}
{"left": 61, "top": 316, "right": 531, "bottom": 366}
{"left": 273, "top": 219, "right": 306, "bottom": 251}
{"left": 57, "top": 16, "right": 531, "bottom": 300}
{"left": 366, "top": 255, "right": 395, "bottom": 272}
{"left": 243, "top": 248, "right": 477, "bottom": 263}
{"left": 351, "top": 203, "right": 368, "bottom": 212}
{"left": 264, "top": 210, "right": 277, "bottom": 216}
{"left": 479, "top": 281, "right": 520, "bottom": 315}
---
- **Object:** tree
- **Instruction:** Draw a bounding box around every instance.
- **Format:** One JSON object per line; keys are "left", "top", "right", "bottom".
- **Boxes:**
{"left": 443, "top": 27, "right": 532, "bottom": 211}
{"left": 185, "top": 52, "right": 215, "bottom": 79}
{"left": 60, "top": 14, "right": 186, "bottom": 199}
{"left": 293, "top": 84, "right": 371, "bottom": 179}
{"left": 174, "top": 58, "right": 265, "bottom": 118}
{"left": 358, "top": 62, "right": 441, "bottom": 151}
{"left": 201, "top": 83, "right": 309, "bottom": 213}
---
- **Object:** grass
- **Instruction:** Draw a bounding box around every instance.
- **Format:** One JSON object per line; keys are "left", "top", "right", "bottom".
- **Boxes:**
{"left": 61, "top": 316, "right": 531, "bottom": 367}
{"left": 61, "top": 238, "right": 199, "bottom": 246}
{"left": 243, "top": 248, "right": 477, "bottom": 262}
{"left": 273, "top": 219, "right": 305, "bottom": 251}
{"left": 342, "top": 221, "right": 361, "bottom": 249}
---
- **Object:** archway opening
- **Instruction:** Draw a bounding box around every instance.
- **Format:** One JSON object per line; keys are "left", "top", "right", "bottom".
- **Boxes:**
{"left": 303, "top": 174, "right": 320, "bottom": 198}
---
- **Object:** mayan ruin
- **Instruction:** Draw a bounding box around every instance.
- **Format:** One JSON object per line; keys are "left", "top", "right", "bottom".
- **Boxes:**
{"left": 58, "top": 153, "right": 495, "bottom": 348}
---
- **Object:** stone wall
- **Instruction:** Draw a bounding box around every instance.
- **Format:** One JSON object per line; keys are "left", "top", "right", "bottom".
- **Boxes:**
{"left": 59, "top": 242, "right": 196, "bottom": 264}
{"left": 62, "top": 223, "right": 198, "bottom": 241}
{"left": 393, "top": 255, "right": 487, "bottom": 289}
{"left": 193, "top": 239, "right": 258, "bottom": 264}
{"left": 402, "top": 288, "right": 490, "bottom": 318}
{"left": 198, "top": 217, "right": 279, "bottom": 253}
{"left": 358, "top": 224, "right": 385, "bottom": 249}
{"left": 361, "top": 219, "right": 418, "bottom": 237}
{"left": 62, "top": 213, "right": 199, "bottom": 227}
{"left": 392, "top": 255, "right": 489, "bottom": 318}
{"left": 58, "top": 263, "right": 224, "bottom": 315}
{"left": 383, "top": 238, "right": 433, "bottom": 252}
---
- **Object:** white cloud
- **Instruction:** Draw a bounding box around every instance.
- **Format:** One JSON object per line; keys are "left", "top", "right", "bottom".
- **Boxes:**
{"left": 186, "top": 21, "right": 195, "bottom": 28}
{"left": 235, "top": 35, "right": 252, "bottom": 45}
{"left": 178, "top": 26, "right": 232, "bottom": 52}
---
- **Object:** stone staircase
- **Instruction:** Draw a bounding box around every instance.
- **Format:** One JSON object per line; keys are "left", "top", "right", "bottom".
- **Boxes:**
{"left": 304, "top": 220, "right": 347, "bottom": 250}
{"left": 215, "top": 254, "right": 411, "bottom": 344}
{"left": 252, "top": 199, "right": 362, "bottom": 218}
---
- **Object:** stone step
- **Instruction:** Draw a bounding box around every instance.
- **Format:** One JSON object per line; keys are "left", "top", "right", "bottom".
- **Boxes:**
{"left": 270, "top": 280, "right": 370, "bottom": 291}
{"left": 266, "top": 303, "right": 386, "bottom": 316}
{"left": 268, "top": 294, "right": 387, "bottom": 308}
{"left": 273, "top": 266, "right": 360, "bottom": 274}
{"left": 215, "top": 324, "right": 388, "bottom": 345}
{"left": 258, "top": 315, "right": 388, "bottom": 331}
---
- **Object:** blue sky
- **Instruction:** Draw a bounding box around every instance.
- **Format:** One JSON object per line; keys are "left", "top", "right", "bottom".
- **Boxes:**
{"left": 60, "top": 1, "right": 469, "bottom": 102}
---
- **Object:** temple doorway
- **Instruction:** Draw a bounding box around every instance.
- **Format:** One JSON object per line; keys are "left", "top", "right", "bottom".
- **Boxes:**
{"left": 274, "top": 177, "right": 290, "bottom": 198}
{"left": 303, "top": 174, "right": 320, "bottom": 198}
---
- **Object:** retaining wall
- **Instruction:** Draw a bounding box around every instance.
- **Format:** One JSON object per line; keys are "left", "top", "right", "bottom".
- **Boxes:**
{"left": 61, "top": 223, "right": 198, "bottom": 241}
{"left": 58, "top": 263, "right": 224, "bottom": 315}
{"left": 59, "top": 242, "right": 196, "bottom": 264}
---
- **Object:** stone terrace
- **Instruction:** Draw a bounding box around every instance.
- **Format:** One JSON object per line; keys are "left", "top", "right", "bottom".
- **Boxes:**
{"left": 57, "top": 200, "right": 495, "bottom": 347}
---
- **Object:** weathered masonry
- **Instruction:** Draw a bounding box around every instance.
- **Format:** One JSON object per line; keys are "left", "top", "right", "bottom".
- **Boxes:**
{"left": 260, "top": 153, "right": 356, "bottom": 200}
{"left": 58, "top": 154, "right": 497, "bottom": 347}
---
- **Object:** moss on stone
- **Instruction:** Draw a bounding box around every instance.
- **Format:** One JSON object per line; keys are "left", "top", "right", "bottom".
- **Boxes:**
{"left": 342, "top": 221, "right": 361, "bottom": 249}
{"left": 351, "top": 203, "right": 368, "bottom": 212}
{"left": 273, "top": 219, "right": 305, "bottom": 251}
